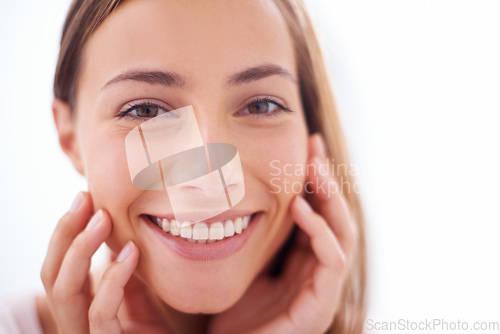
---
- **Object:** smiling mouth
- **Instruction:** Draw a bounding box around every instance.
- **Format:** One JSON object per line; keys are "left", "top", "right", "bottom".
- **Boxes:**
{"left": 145, "top": 212, "right": 258, "bottom": 244}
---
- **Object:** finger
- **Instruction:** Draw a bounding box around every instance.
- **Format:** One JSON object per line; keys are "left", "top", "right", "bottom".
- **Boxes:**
{"left": 306, "top": 152, "right": 357, "bottom": 258}
{"left": 289, "top": 196, "right": 347, "bottom": 331}
{"left": 109, "top": 244, "right": 157, "bottom": 322}
{"left": 308, "top": 132, "right": 328, "bottom": 158}
{"left": 89, "top": 241, "right": 139, "bottom": 334}
{"left": 41, "top": 191, "right": 94, "bottom": 291}
{"left": 52, "top": 209, "right": 112, "bottom": 333}
{"left": 290, "top": 197, "right": 347, "bottom": 300}
{"left": 108, "top": 245, "right": 161, "bottom": 323}
{"left": 290, "top": 196, "right": 345, "bottom": 271}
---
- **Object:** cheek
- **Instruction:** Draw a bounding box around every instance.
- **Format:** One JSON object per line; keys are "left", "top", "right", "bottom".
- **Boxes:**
{"left": 245, "top": 123, "right": 308, "bottom": 202}
{"left": 83, "top": 132, "right": 140, "bottom": 243}
{"left": 237, "top": 120, "right": 308, "bottom": 273}
{"left": 237, "top": 119, "right": 308, "bottom": 250}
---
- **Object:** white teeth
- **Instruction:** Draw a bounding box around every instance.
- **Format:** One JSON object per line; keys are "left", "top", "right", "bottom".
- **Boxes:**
{"left": 242, "top": 215, "right": 250, "bottom": 229}
{"left": 234, "top": 217, "right": 242, "bottom": 234}
{"left": 174, "top": 219, "right": 183, "bottom": 229}
{"left": 153, "top": 214, "right": 254, "bottom": 242}
{"left": 224, "top": 219, "right": 235, "bottom": 237}
{"left": 181, "top": 221, "right": 192, "bottom": 228}
{"left": 155, "top": 216, "right": 162, "bottom": 226}
{"left": 192, "top": 222, "right": 208, "bottom": 240}
{"left": 209, "top": 222, "right": 225, "bottom": 240}
{"left": 162, "top": 219, "right": 170, "bottom": 232}
{"left": 169, "top": 220, "right": 180, "bottom": 236}
{"left": 180, "top": 224, "right": 192, "bottom": 238}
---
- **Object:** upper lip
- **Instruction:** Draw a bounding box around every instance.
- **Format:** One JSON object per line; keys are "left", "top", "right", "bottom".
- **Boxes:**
{"left": 144, "top": 210, "right": 259, "bottom": 225}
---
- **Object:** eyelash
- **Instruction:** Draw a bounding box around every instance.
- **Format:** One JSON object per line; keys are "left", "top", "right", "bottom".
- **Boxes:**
{"left": 244, "top": 96, "right": 293, "bottom": 118}
{"left": 116, "top": 101, "right": 164, "bottom": 120}
{"left": 116, "top": 96, "right": 293, "bottom": 121}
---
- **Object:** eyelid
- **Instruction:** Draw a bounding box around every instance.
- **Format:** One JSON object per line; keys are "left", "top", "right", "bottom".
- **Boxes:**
{"left": 116, "top": 98, "right": 171, "bottom": 119}
{"left": 241, "top": 95, "right": 287, "bottom": 108}
{"left": 118, "top": 98, "right": 171, "bottom": 113}
{"left": 115, "top": 95, "right": 293, "bottom": 120}
{"left": 235, "top": 95, "right": 293, "bottom": 116}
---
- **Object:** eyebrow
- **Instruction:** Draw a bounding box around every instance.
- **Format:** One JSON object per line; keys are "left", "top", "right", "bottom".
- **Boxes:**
{"left": 101, "top": 63, "right": 296, "bottom": 91}
{"left": 225, "top": 64, "right": 296, "bottom": 87}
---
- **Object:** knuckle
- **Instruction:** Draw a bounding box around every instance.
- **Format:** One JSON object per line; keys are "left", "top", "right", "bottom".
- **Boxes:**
{"left": 40, "top": 265, "right": 52, "bottom": 288}
{"left": 54, "top": 212, "right": 72, "bottom": 234}
{"left": 70, "top": 234, "right": 88, "bottom": 254}
{"left": 89, "top": 305, "right": 103, "bottom": 327}
{"left": 52, "top": 284, "right": 70, "bottom": 304}
{"left": 88, "top": 305, "right": 105, "bottom": 326}
{"left": 101, "top": 263, "right": 118, "bottom": 283}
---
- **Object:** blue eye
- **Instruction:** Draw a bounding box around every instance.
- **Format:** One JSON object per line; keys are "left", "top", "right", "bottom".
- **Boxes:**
{"left": 240, "top": 97, "right": 293, "bottom": 116}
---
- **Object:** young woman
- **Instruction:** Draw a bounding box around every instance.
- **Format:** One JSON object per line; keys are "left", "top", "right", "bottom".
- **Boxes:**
{"left": 4, "top": 0, "right": 367, "bottom": 333}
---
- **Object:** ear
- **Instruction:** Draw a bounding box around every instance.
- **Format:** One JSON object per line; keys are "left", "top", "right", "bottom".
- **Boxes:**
{"left": 52, "top": 98, "right": 85, "bottom": 176}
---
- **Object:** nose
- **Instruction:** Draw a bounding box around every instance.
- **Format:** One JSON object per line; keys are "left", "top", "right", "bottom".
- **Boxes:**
{"left": 165, "top": 143, "right": 245, "bottom": 224}
{"left": 191, "top": 105, "right": 244, "bottom": 191}
{"left": 193, "top": 102, "right": 237, "bottom": 144}
{"left": 125, "top": 104, "right": 245, "bottom": 224}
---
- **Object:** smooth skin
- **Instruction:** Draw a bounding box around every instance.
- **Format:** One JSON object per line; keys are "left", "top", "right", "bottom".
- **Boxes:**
{"left": 38, "top": 0, "right": 357, "bottom": 333}
{"left": 39, "top": 135, "right": 356, "bottom": 334}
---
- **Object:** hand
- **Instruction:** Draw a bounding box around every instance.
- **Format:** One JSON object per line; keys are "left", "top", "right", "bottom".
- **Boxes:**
{"left": 40, "top": 192, "right": 167, "bottom": 333}
{"left": 208, "top": 134, "right": 357, "bottom": 334}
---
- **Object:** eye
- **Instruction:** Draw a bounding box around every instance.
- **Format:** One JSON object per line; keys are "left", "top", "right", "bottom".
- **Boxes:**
{"left": 247, "top": 100, "right": 278, "bottom": 114}
{"left": 117, "top": 101, "right": 173, "bottom": 120}
{"left": 238, "top": 96, "right": 293, "bottom": 117}
{"left": 130, "top": 104, "right": 163, "bottom": 117}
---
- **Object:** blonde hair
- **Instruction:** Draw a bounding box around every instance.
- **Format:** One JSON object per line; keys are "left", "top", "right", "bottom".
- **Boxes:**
{"left": 54, "top": 0, "right": 367, "bottom": 332}
{"left": 273, "top": 1, "right": 367, "bottom": 332}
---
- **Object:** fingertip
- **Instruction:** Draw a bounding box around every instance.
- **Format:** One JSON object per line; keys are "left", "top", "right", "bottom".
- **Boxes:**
{"left": 78, "top": 191, "right": 93, "bottom": 211}
{"left": 291, "top": 196, "right": 316, "bottom": 227}
{"left": 116, "top": 240, "right": 136, "bottom": 263}
{"left": 98, "top": 209, "right": 114, "bottom": 231}
{"left": 295, "top": 196, "right": 313, "bottom": 213}
{"left": 309, "top": 132, "right": 327, "bottom": 158}
{"left": 69, "top": 192, "right": 84, "bottom": 212}
{"left": 66, "top": 191, "right": 92, "bottom": 217}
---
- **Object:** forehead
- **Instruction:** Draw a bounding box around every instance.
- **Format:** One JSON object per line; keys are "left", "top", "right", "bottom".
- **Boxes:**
{"left": 80, "top": 0, "right": 296, "bottom": 95}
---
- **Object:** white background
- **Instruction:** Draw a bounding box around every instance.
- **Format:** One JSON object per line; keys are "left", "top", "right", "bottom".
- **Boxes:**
{"left": 1, "top": 0, "right": 499, "bottom": 327}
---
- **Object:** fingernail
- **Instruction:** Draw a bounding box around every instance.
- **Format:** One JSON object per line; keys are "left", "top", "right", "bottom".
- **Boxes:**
{"left": 85, "top": 210, "right": 103, "bottom": 231}
{"left": 296, "top": 196, "right": 312, "bottom": 212}
{"left": 69, "top": 192, "right": 83, "bottom": 212}
{"left": 314, "top": 133, "right": 327, "bottom": 157}
{"left": 117, "top": 241, "right": 134, "bottom": 262}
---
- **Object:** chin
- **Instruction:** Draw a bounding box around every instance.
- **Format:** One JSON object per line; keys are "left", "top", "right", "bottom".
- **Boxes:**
{"left": 155, "top": 280, "right": 243, "bottom": 314}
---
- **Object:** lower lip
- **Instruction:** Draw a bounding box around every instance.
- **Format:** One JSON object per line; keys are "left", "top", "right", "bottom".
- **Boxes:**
{"left": 139, "top": 212, "right": 262, "bottom": 261}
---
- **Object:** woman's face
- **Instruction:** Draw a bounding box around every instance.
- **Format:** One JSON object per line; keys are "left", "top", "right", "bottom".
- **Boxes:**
{"left": 64, "top": 0, "right": 308, "bottom": 313}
